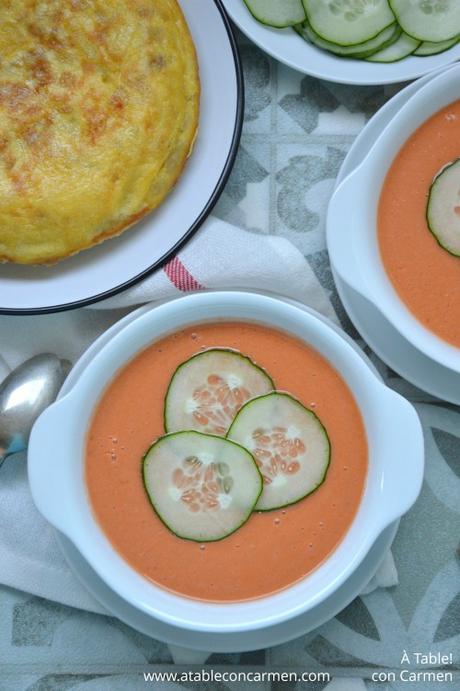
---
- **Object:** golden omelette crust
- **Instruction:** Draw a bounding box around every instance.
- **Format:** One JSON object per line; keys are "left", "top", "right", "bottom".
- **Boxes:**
{"left": 0, "top": 0, "right": 199, "bottom": 264}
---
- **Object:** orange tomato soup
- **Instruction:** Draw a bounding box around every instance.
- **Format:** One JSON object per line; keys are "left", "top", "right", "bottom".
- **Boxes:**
{"left": 378, "top": 100, "right": 460, "bottom": 348}
{"left": 86, "top": 322, "right": 367, "bottom": 602}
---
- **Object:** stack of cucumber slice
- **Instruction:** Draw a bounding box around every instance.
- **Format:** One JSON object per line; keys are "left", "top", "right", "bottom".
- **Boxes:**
{"left": 143, "top": 349, "right": 331, "bottom": 542}
{"left": 243, "top": 0, "right": 460, "bottom": 62}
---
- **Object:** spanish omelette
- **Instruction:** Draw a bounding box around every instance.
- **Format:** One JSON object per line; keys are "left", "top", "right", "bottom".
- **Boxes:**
{"left": 0, "top": 0, "right": 199, "bottom": 264}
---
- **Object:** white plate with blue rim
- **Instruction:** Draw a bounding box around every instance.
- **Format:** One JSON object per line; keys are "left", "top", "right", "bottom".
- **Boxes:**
{"left": 52, "top": 295, "right": 398, "bottom": 653}
{"left": 331, "top": 64, "right": 460, "bottom": 405}
{"left": 0, "top": 0, "right": 243, "bottom": 315}
{"left": 222, "top": 0, "right": 460, "bottom": 85}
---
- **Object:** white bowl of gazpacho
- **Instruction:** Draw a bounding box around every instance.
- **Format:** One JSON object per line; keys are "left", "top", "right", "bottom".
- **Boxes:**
{"left": 28, "top": 291, "right": 423, "bottom": 635}
{"left": 328, "top": 65, "right": 460, "bottom": 373}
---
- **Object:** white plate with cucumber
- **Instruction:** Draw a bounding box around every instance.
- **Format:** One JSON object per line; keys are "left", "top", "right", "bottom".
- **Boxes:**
{"left": 222, "top": 0, "right": 460, "bottom": 85}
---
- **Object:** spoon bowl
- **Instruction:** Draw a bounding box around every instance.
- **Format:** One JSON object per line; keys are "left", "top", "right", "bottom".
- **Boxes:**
{"left": 0, "top": 354, "right": 71, "bottom": 467}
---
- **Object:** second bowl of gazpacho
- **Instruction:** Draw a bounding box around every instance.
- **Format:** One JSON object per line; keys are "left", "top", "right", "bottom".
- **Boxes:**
{"left": 328, "top": 64, "right": 460, "bottom": 373}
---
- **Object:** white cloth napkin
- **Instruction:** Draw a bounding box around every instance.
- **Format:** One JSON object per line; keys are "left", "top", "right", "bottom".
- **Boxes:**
{"left": 0, "top": 216, "right": 397, "bottom": 616}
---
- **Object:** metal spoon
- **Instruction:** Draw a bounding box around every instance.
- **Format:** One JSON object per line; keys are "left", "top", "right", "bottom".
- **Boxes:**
{"left": 0, "top": 354, "right": 71, "bottom": 468}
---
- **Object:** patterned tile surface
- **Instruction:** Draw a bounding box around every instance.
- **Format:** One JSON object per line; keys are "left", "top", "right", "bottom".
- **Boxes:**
{"left": 1, "top": 31, "right": 459, "bottom": 691}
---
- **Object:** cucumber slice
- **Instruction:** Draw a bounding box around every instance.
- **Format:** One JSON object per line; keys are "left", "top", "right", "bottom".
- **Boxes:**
{"left": 227, "top": 392, "right": 330, "bottom": 511}
{"left": 243, "top": 0, "right": 306, "bottom": 28}
{"left": 295, "top": 21, "right": 400, "bottom": 58}
{"left": 426, "top": 159, "right": 460, "bottom": 257}
{"left": 164, "top": 349, "right": 274, "bottom": 436}
{"left": 303, "top": 0, "right": 395, "bottom": 47}
{"left": 414, "top": 36, "right": 459, "bottom": 56}
{"left": 389, "top": 0, "right": 460, "bottom": 42}
{"left": 142, "top": 431, "right": 262, "bottom": 542}
{"left": 366, "top": 31, "right": 420, "bottom": 62}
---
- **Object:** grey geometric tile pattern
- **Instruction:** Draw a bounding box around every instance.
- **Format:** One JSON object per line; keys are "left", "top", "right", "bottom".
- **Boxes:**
{"left": 1, "top": 32, "right": 459, "bottom": 690}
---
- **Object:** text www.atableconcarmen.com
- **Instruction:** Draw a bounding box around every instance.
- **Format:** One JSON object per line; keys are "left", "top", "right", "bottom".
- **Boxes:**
{"left": 143, "top": 670, "right": 331, "bottom": 683}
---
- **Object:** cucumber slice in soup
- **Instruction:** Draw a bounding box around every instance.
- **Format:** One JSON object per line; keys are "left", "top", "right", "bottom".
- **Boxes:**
{"left": 295, "top": 21, "right": 399, "bottom": 58}
{"left": 366, "top": 32, "right": 420, "bottom": 62}
{"left": 142, "top": 431, "right": 262, "bottom": 542}
{"left": 426, "top": 159, "right": 460, "bottom": 257}
{"left": 243, "top": 0, "right": 306, "bottom": 27}
{"left": 227, "top": 392, "right": 330, "bottom": 511}
{"left": 164, "top": 349, "right": 274, "bottom": 436}
{"left": 303, "top": 0, "right": 395, "bottom": 46}
{"left": 389, "top": 0, "right": 460, "bottom": 42}
{"left": 414, "top": 36, "right": 459, "bottom": 56}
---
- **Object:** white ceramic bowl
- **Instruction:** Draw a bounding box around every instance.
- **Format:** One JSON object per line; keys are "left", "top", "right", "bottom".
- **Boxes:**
{"left": 328, "top": 65, "right": 460, "bottom": 374}
{"left": 28, "top": 291, "right": 424, "bottom": 636}
{"left": 222, "top": 0, "right": 460, "bottom": 86}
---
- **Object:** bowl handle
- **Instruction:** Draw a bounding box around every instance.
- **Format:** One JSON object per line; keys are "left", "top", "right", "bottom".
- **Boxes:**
{"left": 327, "top": 167, "right": 369, "bottom": 298}
{"left": 28, "top": 395, "right": 80, "bottom": 541}
{"left": 375, "top": 390, "right": 425, "bottom": 531}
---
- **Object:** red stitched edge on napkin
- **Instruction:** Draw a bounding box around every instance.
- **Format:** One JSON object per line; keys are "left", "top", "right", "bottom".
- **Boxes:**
{"left": 164, "top": 256, "right": 205, "bottom": 292}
